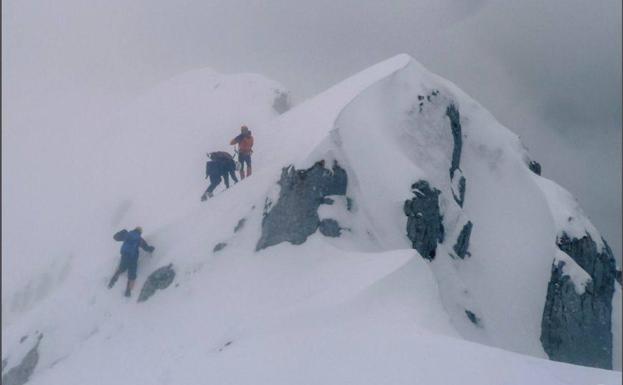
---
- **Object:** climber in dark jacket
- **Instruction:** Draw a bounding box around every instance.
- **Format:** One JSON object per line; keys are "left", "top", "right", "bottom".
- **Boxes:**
{"left": 108, "top": 227, "right": 155, "bottom": 297}
{"left": 230, "top": 126, "right": 254, "bottom": 179}
{"left": 201, "top": 151, "right": 238, "bottom": 201}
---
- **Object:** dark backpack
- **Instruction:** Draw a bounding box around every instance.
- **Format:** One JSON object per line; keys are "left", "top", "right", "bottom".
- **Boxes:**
{"left": 206, "top": 160, "right": 219, "bottom": 177}
{"left": 113, "top": 229, "right": 128, "bottom": 241}
{"left": 211, "top": 151, "right": 233, "bottom": 161}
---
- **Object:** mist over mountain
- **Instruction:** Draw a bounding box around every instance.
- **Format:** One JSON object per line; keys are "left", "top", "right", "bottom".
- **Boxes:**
{"left": 2, "top": 54, "right": 620, "bottom": 385}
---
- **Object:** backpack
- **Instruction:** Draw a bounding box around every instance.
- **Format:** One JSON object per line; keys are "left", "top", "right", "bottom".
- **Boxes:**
{"left": 206, "top": 160, "right": 219, "bottom": 177}
{"left": 113, "top": 229, "right": 128, "bottom": 241}
{"left": 211, "top": 151, "right": 233, "bottom": 161}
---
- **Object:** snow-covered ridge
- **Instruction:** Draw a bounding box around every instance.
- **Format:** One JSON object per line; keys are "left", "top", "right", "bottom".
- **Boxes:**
{"left": 246, "top": 54, "right": 620, "bottom": 368}
{"left": 1, "top": 67, "right": 288, "bottom": 327}
{"left": 2, "top": 55, "right": 620, "bottom": 385}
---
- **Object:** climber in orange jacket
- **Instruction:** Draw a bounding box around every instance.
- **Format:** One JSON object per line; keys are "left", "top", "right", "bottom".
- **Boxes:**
{"left": 230, "top": 125, "right": 254, "bottom": 179}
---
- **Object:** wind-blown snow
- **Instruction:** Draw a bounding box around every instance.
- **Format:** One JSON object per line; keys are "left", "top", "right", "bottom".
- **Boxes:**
{"left": 2, "top": 55, "right": 620, "bottom": 384}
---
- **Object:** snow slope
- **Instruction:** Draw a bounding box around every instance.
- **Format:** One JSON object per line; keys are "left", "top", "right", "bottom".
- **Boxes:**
{"left": 2, "top": 55, "right": 620, "bottom": 385}
{"left": 1, "top": 68, "right": 288, "bottom": 327}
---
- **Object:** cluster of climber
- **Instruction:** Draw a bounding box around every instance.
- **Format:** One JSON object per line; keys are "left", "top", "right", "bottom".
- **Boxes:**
{"left": 202, "top": 125, "right": 254, "bottom": 201}
{"left": 108, "top": 125, "right": 254, "bottom": 297}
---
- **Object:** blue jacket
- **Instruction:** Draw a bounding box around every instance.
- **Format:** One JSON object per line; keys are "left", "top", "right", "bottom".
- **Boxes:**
{"left": 114, "top": 229, "right": 153, "bottom": 259}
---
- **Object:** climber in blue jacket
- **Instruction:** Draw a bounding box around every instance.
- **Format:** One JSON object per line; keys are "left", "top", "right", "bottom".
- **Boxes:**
{"left": 108, "top": 227, "right": 155, "bottom": 297}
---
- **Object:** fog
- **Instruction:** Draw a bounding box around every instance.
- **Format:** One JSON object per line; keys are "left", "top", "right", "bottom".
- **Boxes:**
{"left": 3, "top": 0, "right": 621, "bottom": 260}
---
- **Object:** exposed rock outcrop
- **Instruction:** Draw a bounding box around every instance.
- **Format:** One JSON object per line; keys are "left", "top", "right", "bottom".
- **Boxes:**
{"left": 540, "top": 233, "right": 617, "bottom": 369}
{"left": 138, "top": 264, "right": 176, "bottom": 303}
{"left": 528, "top": 160, "right": 542, "bottom": 175}
{"left": 451, "top": 172, "right": 466, "bottom": 209}
{"left": 319, "top": 219, "right": 341, "bottom": 237}
{"left": 453, "top": 221, "right": 473, "bottom": 259}
{"left": 233, "top": 218, "right": 246, "bottom": 233}
{"left": 465, "top": 310, "right": 482, "bottom": 327}
{"left": 256, "top": 161, "right": 347, "bottom": 250}
{"left": 213, "top": 242, "right": 227, "bottom": 253}
{"left": 404, "top": 180, "right": 444, "bottom": 260}
{"left": 446, "top": 104, "right": 466, "bottom": 207}
{"left": 2, "top": 333, "right": 42, "bottom": 385}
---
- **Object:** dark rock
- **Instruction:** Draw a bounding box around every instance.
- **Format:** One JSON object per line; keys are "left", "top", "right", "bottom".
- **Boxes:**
{"left": 616, "top": 270, "right": 622, "bottom": 286}
{"left": 465, "top": 310, "right": 481, "bottom": 327}
{"left": 453, "top": 221, "right": 473, "bottom": 259}
{"left": 458, "top": 175, "right": 466, "bottom": 206}
{"left": 446, "top": 104, "right": 462, "bottom": 179}
{"left": 417, "top": 95, "right": 424, "bottom": 101}
{"left": 19, "top": 336, "right": 27, "bottom": 344}
{"left": 213, "top": 243, "right": 227, "bottom": 253}
{"left": 233, "top": 218, "right": 246, "bottom": 233}
{"left": 272, "top": 91, "right": 290, "bottom": 114}
{"left": 138, "top": 264, "right": 176, "bottom": 303}
{"left": 320, "top": 197, "right": 335, "bottom": 205}
{"left": 404, "top": 180, "right": 444, "bottom": 260}
{"left": 2, "top": 358, "right": 7, "bottom": 371}
{"left": 262, "top": 197, "right": 273, "bottom": 216}
{"left": 528, "top": 160, "right": 542, "bottom": 175}
{"left": 2, "top": 334, "right": 42, "bottom": 385}
{"left": 540, "top": 233, "right": 617, "bottom": 369}
{"left": 346, "top": 197, "right": 354, "bottom": 212}
{"left": 319, "top": 219, "right": 341, "bottom": 237}
{"left": 256, "top": 161, "right": 347, "bottom": 250}
{"left": 446, "top": 104, "right": 467, "bottom": 207}
{"left": 452, "top": 174, "right": 466, "bottom": 208}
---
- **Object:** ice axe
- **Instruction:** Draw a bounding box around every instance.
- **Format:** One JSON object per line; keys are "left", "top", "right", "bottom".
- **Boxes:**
{"left": 232, "top": 146, "right": 241, "bottom": 171}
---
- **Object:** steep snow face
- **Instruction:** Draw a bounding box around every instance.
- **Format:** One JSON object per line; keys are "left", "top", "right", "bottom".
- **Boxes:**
{"left": 97, "top": 69, "right": 290, "bottom": 227}
{"left": 2, "top": 55, "right": 620, "bottom": 385}
{"left": 248, "top": 54, "right": 620, "bottom": 368}
{"left": 1, "top": 68, "right": 288, "bottom": 328}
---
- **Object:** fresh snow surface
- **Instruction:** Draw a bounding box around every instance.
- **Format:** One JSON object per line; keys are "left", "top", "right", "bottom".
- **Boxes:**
{"left": 534, "top": 176, "right": 606, "bottom": 251}
{"left": 1, "top": 69, "right": 287, "bottom": 326}
{"left": 553, "top": 249, "right": 592, "bottom": 295}
{"left": 2, "top": 54, "right": 621, "bottom": 384}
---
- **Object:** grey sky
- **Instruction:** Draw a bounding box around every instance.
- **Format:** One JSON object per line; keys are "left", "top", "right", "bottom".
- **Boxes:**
{"left": 3, "top": 0, "right": 621, "bottom": 260}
